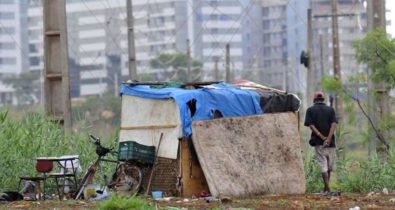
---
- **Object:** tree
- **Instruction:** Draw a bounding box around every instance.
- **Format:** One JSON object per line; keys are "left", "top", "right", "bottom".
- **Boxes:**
{"left": 150, "top": 53, "right": 203, "bottom": 82}
{"left": 354, "top": 28, "right": 395, "bottom": 157}
{"left": 322, "top": 29, "right": 395, "bottom": 156}
{"left": 353, "top": 28, "right": 395, "bottom": 85}
{"left": 1, "top": 71, "right": 41, "bottom": 105}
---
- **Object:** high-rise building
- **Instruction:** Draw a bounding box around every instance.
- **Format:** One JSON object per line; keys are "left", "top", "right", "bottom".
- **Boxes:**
{"left": 260, "top": 0, "right": 290, "bottom": 90}
{"left": 0, "top": 0, "right": 29, "bottom": 105}
{"left": 258, "top": 0, "right": 309, "bottom": 93}
{"left": 192, "top": 0, "right": 261, "bottom": 81}
{"left": 24, "top": 0, "right": 189, "bottom": 97}
{"left": 0, "top": 0, "right": 28, "bottom": 75}
{"left": 310, "top": 0, "right": 367, "bottom": 89}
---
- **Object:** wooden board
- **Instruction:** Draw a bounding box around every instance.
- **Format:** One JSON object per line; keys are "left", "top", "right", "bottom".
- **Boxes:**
{"left": 192, "top": 113, "right": 305, "bottom": 197}
{"left": 120, "top": 95, "right": 182, "bottom": 159}
{"left": 180, "top": 140, "right": 210, "bottom": 197}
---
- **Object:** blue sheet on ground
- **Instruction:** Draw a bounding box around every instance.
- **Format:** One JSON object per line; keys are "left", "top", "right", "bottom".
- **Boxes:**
{"left": 120, "top": 82, "right": 263, "bottom": 137}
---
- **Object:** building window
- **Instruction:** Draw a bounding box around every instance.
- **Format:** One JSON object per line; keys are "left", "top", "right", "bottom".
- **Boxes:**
{"left": 209, "top": 0, "right": 218, "bottom": 7}
{"left": 0, "top": 12, "right": 14, "bottom": 19}
{"left": 263, "top": 20, "right": 270, "bottom": 30}
{"left": 210, "top": 14, "right": 218, "bottom": 20}
{"left": 0, "top": 27, "right": 15, "bottom": 35}
{"left": 0, "top": 0, "right": 14, "bottom": 4}
{"left": 262, "top": 7, "right": 269, "bottom": 17}
{"left": 263, "top": 48, "right": 270, "bottom": 56}
{"left": 29, "top": 44, "right": 38, "bottom": 53}
{"left": 30, "top": 57, "right": 40, "bottom": 66}
{"left": 0, "top": 42, "right": 15, "bottom": 50}
{"left": 220, "top": 14, "right": 230, "bottom": 21}
{"left": 263, "top": 34, "right": 270, "bottom": 42}
{"left": 0, "top": 57, "right": 17, "bottom": 65}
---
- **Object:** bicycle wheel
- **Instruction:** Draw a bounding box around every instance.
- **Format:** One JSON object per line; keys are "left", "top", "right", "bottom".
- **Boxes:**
{"left": 113, "top": 164, "right": 142, "bottom": 196}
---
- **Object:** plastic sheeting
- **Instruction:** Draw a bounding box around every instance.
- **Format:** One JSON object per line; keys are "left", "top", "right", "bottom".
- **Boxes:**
{"left": 120, "top": 82, "right": 263, "bottom": 137}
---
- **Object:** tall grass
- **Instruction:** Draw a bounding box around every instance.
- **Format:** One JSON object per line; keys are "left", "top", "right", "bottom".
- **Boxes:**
{"left": 0, "top": 109, "right": 116, "bottom": 192}
{"left": 336, "top": 153, "right": 395, "bottom": 192}
{"left": 304, "top": 145, "right": 395, "bottom": 193}
{"left": 304, "top": 147, "right": 323, "bottom": 193}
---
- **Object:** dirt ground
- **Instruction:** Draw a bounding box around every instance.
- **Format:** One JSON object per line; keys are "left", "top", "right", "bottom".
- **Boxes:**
{"left": 1, "top": 193, "right": 395, "bottom": 210}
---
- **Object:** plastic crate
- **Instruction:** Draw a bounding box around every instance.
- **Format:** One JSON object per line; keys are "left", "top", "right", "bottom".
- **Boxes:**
{"left": 118, "top": 141, "right": 155, "bottom": 164}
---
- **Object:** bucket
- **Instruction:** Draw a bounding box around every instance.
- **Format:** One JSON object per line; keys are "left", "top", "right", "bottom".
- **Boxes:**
{"left": 151, "top": 191, "right": 163, "bottom": 200}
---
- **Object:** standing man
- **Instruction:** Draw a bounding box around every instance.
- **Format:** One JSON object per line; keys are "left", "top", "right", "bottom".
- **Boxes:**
{"left": 304, "top": 91, "right": 337, "bottom": 193}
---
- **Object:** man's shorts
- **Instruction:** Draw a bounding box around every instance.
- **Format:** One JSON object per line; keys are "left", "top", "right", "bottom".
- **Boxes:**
{"left": 314, "top": 145, "right": 336, "bottom": 173}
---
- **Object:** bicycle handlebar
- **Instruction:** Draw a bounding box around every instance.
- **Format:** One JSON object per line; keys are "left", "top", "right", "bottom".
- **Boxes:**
{"left": 88, "top": 134, "right": 115, "bottom": 157}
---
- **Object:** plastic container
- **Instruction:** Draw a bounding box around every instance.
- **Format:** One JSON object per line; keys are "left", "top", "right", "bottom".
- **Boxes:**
{"left": 83, "top": 184, "right": 99, "bottom": 200}
{"left": 118, "top": 141, "right": 155, "bottom": 164}
{"left": 151, "top": 191, "right": 163, "bottom": 200}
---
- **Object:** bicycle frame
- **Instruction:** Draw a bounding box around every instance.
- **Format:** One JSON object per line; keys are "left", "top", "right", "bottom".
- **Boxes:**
{"left": 74, "top": 135, "right": 146, "bottom": 199}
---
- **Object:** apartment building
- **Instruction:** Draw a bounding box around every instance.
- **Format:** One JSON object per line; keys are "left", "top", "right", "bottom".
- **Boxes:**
{"left": 192, "top": 0, "right": 262, "bottom": 80}
{"left": 258, "top": 0, "right": 308, "bottom": 93}
{"left": 25, "top": 0, "right": 189, "bottom": 97}
{"left": 310, "top": 0, "right": 367, "bottom": 89}
{"left": 0, "top": 0, "right": 29, "bottom": 105}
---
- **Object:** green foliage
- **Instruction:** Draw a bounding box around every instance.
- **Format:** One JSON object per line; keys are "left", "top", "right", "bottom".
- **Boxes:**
{"left": 321, "top": 76, "right": 342, "bottom": 93}
{"left": 150, "top": 53, "right": 203, "bottom": 82}
{"left": 336, "top": 153, "right": 395, "bottom": 192}
{"left": 304, "top": 147, "right": 323, "bottom": 193}
{"left": 0, "top": 109, "right": 116, "bottom": 191}
{"left": 98, "top": 194, "right": 154, "bottom": 210}
{"left": 353, "top": 28, "right": 395, "bottom": 86}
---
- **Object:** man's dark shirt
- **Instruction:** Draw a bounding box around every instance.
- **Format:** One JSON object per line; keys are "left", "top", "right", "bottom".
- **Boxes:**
{"left": 304, "top": 102, "right": 337, "bottom": 147}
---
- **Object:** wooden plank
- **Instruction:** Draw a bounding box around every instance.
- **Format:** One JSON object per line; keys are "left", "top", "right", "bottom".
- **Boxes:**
{"left": 180, "top": 140, "right": 209, "bottom": 197}
{"left": 120, "top": 124, "right": 177, "bottom": 130}
{"left": 192, "top": 113, "right": 305, "bottom": 197}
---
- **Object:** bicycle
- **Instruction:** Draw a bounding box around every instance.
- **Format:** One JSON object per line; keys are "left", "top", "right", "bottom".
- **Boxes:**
{"left": 74, "top": 134, "right": 143, "bottom": 199}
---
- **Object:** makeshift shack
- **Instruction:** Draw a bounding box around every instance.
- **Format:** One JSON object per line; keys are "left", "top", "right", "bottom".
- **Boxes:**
{"left": 119, "top": 81, "right": 304, "bottom": 197}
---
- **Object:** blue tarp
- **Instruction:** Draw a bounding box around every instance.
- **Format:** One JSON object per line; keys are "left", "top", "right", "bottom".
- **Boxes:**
{"left": 120, "top": 82, "right": 263, "bottom": 137}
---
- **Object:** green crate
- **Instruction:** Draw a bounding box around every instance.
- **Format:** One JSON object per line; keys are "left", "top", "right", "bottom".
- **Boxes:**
{"left": 118, "top": 141, "right": 156, "bottom": 164}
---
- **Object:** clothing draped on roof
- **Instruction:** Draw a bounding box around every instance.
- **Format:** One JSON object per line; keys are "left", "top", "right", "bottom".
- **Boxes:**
{"left": 120, "top": 82, "right": 263, "bottom": 137}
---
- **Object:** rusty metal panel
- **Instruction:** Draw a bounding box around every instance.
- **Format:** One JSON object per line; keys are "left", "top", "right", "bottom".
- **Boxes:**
{"left": 120, "top": 95, "right": 181, "bottom": 159}
{"left": 192, "top": 113, "right": 305, "bottom": 197}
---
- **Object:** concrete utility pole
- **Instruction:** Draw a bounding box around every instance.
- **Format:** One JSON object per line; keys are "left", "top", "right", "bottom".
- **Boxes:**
{"left": 331, "top": 0, "right": 343, "bottom": 120}
{"left": 127, "top": 0, "right": 137, "bottom": 80}
{"left": 367, "top": 0, "right": 389, "bottom": 157}
{"left": 306, "top": 8, "right": 314, "bottom": 104}
{"left": 187, "top": 39, "right": 191, "bottom": 82}
{"left": 43, "top": 0, "right": 72, "bottom": 134}
{"left": 225, "top": 43, "right": 231, "bottom": 83}
{"left": 319, "top": 35, "right": 325, "bottom": 78}
{"left": 214, "top": 58, "right": 219, "bottom": 81}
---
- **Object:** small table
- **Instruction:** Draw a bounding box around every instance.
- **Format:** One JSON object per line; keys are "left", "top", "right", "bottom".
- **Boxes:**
{"left": 35, "top": 155, "right": 80, "bottom": 199}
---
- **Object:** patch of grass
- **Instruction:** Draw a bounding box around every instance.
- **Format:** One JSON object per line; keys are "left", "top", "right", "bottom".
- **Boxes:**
{"left": 304, "top": 146, "right": 323, "bottom": 193}
{"left": 336, "top": 153, "right": 395, "bottom": 192}
{"left": 98, "top": 194, "right": 154, "bottom": 210}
